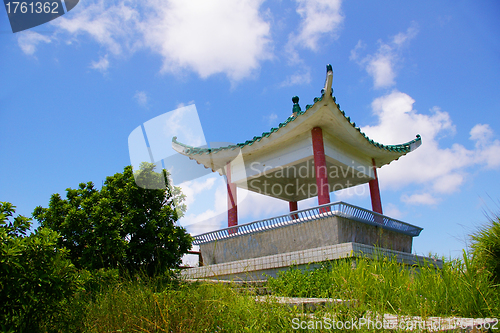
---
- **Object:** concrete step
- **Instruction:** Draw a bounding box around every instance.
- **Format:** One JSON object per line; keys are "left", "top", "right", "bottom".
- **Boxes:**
{"left": 183, "top": 278, "right": 271, "bottom": 295}
{"left": 254, "top": 296, "right": 354, "bottom": 312}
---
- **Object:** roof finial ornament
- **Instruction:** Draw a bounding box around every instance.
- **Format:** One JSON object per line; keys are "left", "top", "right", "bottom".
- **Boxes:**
{"left": 323, "top": 64, "right": 334, "bottom": 97}
{"left": 292, "top": 96, "right": 301, "bottom": 117}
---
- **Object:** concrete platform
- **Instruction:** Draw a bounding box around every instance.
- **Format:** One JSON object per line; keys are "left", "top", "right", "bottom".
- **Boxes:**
{"left": 181, "top": 242, "right": 443, "bottom": 281}
{"left": 195, "top": 202, "right": 423, "bottom": 266}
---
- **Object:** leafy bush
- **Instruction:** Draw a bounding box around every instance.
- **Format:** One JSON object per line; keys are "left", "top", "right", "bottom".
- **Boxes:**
{"left": 0, "top": 202, "right": 84, "bottom": 333}
{"left": 471, "top": 214, "right": 500, "bottom": 285}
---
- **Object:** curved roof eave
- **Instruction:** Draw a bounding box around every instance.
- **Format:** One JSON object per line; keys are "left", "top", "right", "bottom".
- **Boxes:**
{"left": 172, "top": 65, "right": 422, "bottom": 169}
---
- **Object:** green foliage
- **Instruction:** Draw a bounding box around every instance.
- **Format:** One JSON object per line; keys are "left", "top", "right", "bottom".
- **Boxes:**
{"left": 267, "top": 254, "right": 500, "bottom": 318}
{"left": 82, "top": 278, "right": 293, "bottom": 333}
{"left": 471, "top": 214, "right": 500, "bottom": 285}
{"left": 33, "top": 163, "right": 192, "bottom": 276}
{"left": 0, "top": 202, "right": 83, "bottom": 333}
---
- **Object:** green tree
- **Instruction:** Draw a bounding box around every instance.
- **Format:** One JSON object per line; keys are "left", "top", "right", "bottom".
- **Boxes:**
{"left": 0, "top": 202, "right": 81, "bottom": 332}
{"left": 33, "top": 163, "right": 192, "bottom": 276}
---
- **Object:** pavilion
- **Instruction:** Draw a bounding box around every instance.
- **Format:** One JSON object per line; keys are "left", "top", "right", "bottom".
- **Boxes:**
{"left": 174, "top": 65, "right": 438, "bottom": 280}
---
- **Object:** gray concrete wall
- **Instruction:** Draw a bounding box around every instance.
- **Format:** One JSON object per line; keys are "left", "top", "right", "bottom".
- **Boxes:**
{"left": 337, "top": 218, "right": 413, "bottom": 253}
{"left": 200, "top": 216, "right": 413, "bottom": 265}
{"left": 185, "top": 242, "right": 441, "bottom": 281}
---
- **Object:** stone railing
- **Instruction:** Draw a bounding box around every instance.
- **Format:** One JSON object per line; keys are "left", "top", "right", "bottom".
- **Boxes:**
{"left": 192, "top": 202, "right": 422, "bottom": 245}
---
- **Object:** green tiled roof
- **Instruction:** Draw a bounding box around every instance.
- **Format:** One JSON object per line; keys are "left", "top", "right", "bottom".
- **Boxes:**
{"left": 172, "top": 93, "right": 421, "bottom": 156}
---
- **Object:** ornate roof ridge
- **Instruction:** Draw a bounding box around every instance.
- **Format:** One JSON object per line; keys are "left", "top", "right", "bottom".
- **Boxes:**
{"left": 173, "top": 65, "right": 422, "bottom": 156}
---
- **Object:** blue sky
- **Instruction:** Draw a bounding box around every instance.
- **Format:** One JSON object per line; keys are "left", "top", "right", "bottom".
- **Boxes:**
{"left": 1, "top": 0, "right": 500, "bottom": 259}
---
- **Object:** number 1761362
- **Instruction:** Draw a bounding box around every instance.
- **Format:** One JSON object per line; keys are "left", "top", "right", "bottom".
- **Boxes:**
{"left": 5, "top": 2, "right": 59, "bottom": 14}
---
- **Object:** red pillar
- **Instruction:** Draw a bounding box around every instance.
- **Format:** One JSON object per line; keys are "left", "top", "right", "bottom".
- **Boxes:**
{"left": 226, "top": 162, "right": 238, "bottom": 230}
{"left": 311, "top": 127, "right": 330, "bottom": 211}
{"left": 289, "top": 201, "right": 298, "bottom": 219}
{"left": 369, "top": 158, "right": 383, "bottom": 215}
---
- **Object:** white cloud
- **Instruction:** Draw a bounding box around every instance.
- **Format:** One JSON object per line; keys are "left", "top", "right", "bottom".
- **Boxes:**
{"left": 179, "top": 177, "right": 217, "bottom": 209}
{"left": 263, "top": 113, "right": 278, "bottom": 125}
{"left": 185, "top": 213, "right": 225, "bottom": 236}
{"left": 360, "top": 90, "right": 500, "bottom": 205}
{"left": 141, "top": 0, "right": 272, "bottom": 81}
{"left": 17, "top": 31, "right": 51, "bottom": 56}
{"left": 167, "top": 107, "right": 205, "bottom": 147}
{"left": 299, "top": 197, "right": 318, "bottom": 210}
{"left": 176, "top": 100, "right": 195, "bottom": 109}
{"left": 180, "top": 178, "right": 227, "bottom": 234}
{"left": 285, "top": 0, "right": 343, "bottom": 64}
{"left": 90, "top": 55, "right": 109, "bottom": 72}
{"left": 53, "top": 1, "right": 141, "bottom": 55}
{"left": 401, "top": 193, "right": 439, "bottom": 206}
{"left": 392, "top": 26, "right": 418, "bottom": 46}
{"left": 134, "top": 91, "right": 149, "bottom": 107}
{"left": 384, "top": 203, "right": 404, "bottom": 219}
{"left": 470, "top": 124, "right": 494, "bottom": 148}
{"left": 131, "top": 104, "right": 205, "bottom": 172}
{"left": 334, "top": 184, "right": 369, "bottom": 200}
{"left": 432, "top": 173, "right": 465, "bottom": 194}
{"left": 476, "top": 144, "right": 500, "bottom": 169}
{"left": 237, "top": 188, "right": 287, "bottom": 221}
{"left": 291, "top": 0, "right": 343, "bottom": 50}
{"left": 179, "top": 176, "right": 287, "bottom": 236}
{"left": 280, "top": 69, "right": 312, "bottom": 87}
{"left": 471, "top": 125, "right": 500, "bottom": 168}
{"left": 366, "top": 50, "right": 396, "bottom": 89}
{"left": 351, "top": 24, "right": 418, "bottom": 89}
{"left": 48, "top": 0, "right": 272, "bottom": 81}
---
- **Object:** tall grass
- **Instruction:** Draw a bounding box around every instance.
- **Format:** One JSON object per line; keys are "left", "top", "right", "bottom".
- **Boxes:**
{"left": 267, "top": 252, "right": 500, "bottom": 319}
{"left": 35, "top": 256, "right": 500, "bottom": 332}
{"left": 472, "top": 214, "right": 500, "bottom": 285}
{"left": 80, "top": 275, "right": 294, "bottom": 333}
{"left": 33, "top": 213, "right": 500, "bottom": 332}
